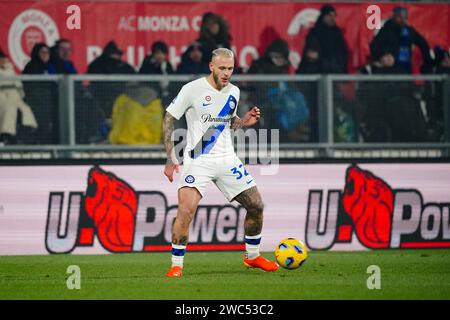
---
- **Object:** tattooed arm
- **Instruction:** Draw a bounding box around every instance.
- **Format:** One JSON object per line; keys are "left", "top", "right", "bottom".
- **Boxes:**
{"left": 230, "top": 116, "right": 246, "bottom": 129}
{"left": 163, "top": 112, "right": 179, "bottom": 182}
{"left": 230, "top": 106, "right": 261, "bottom": 129}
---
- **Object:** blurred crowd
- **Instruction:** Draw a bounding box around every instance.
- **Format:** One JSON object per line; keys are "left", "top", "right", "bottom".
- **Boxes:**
{"left": 0, "top": 6, "right": 449, "bottom": 145}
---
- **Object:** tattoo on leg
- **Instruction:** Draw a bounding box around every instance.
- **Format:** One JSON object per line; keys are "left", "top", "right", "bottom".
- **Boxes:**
{"left": 172, "top": 234, "right": 189, "bottom": 246}
{"left": 234, "top": 186, "right": 264, "bottom": 236}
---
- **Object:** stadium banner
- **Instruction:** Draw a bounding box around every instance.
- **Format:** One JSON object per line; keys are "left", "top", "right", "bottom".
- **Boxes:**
{"left": 0, "top": 163, "right": 450, "bottom": 255}
{"left": 0, "top": 1, "right": 449, "bottom": 73}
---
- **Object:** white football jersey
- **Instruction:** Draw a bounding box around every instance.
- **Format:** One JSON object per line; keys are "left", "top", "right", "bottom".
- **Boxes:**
{"left": 166, "top": 77, "right": 240, "bottom": 159}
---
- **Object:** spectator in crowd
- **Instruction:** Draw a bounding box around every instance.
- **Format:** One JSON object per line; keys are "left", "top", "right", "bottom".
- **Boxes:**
{"left": 296, "top": 44, "right": 321, "bottom": 74}
{"left": 302, "top": 4, "right": 348, "bottom": 74}
{"left": 421, "top": 46, "right": 450, "bottom": 142}
{"left": 22, "top": 43, "right": 58, "bottom": 143}
{"left": 433, "top": 46, "right": 450, "bottom": 75}
{"left": 140, "top": 41, "right": 174, "bottom": 106}
{"left": 248, "top": 39, "right": 310, "bottom": 142}
{"left": 50, "top": 39, "right": 77, "bottom": 74}
{"left": 248, "top": 38, "right": 290, "bottom": 74}
{"left": 296, "top": 43, "right": 321, "bottom": 142}
{"left": 177, "top": 42, "right": 210, "bottom": 75}
{"left": 370, "top": 7, "right": 433, "bottom": 74}
{"left": 87, "top": 41, "right": 135, "bottom": 74}
{"left": 357, "top": 50, "right": 428, "bottom": 142}
{"left": 0, "top": 49, "right": 38, "bottom": 144}
{"left": 140, "top": 41, "right": 174, "bottom": 75}
{"left": 359, "top": 50, "right": 404, "bottom": 75}
{"left": 109, "top": 82, "right": 163, "bottom": 145}
{"left": 86, "top": 41, "right": 135, "bottom": 124}
{"left": 197, "top": 12, "right": 231, "bottom": 63}
{"left": 22, "top": 43, "right": 54, "bottom": 74}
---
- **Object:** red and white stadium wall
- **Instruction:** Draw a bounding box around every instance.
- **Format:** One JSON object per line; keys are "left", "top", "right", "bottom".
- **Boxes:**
{"left": 1, "top": 1, "right": 449, "bottom": 73}
{"left": 1, "top": 162, "right": 450, "bottom": 255}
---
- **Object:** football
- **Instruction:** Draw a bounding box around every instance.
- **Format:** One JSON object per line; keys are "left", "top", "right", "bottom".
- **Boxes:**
{"left": 275, "top": 238, "right": 308, "bottom": 269}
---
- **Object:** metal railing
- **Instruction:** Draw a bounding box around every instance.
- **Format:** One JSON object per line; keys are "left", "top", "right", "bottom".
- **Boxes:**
{"left": 0, "top": 74, "right": 449, "bottom": 160}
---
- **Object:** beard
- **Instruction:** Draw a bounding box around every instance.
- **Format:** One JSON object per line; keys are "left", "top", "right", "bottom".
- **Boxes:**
{"left": 212, "top": 70, "right": 229, "bottom": 90}
{"left": 212, "top": 70, "right": 223, "bottom": 90}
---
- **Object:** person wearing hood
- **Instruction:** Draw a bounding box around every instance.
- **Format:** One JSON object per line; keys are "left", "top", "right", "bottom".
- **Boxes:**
{"left": 301, "top": 4, "right": 348, "bottom": 74}
{"left": 22, "top": 43, "right": 58, "bottom": 143}
{"left": 139, "top": 41, "right": 174, "bottom": 106}
{"left": 22, "top": 43, "right": 55, "bottom": 74}
{"left": 177, "top": 42, "right": 210, "bottom": 75}
{"left": 247, "top": 38, "right": 290, "bottom": 74}
{"left": 139, "top": 41, "right": 174, "bottom": 75}
{"left": 197, "top": 12, "right": 231, "bottom": 64}
{"left": 49, "top": 39, "right": 77, "bottom": 74}
{"left": 86, "top": 41, "right": 135, "bottom": 124}
{"left": 370, "top": 7, "right": 433, "bottom": 74}
{"left": 87, "top": 41, "right": 135, "bottom": 74}
{"left": 0, "top": 49, "right": 38, "bottom": 144}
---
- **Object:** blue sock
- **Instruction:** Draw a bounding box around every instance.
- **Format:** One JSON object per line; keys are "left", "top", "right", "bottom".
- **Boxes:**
{"left": 171, "top": 244, "right": 186, "bottom": 267}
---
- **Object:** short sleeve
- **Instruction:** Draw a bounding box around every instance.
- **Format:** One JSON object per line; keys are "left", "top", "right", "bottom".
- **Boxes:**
{"left": 166, "top": 85, "right": 191, "bottom": 120}
{"left": 232, "top": 88, "right": 240, "bottom": 117}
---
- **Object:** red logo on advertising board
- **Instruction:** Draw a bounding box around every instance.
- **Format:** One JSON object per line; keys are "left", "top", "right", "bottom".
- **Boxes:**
{"left": 342, "top": 166, "right": 394, "bottom": 249}
{"left": 45, "top": 166, "right": 245, "bottom": 254}
{"left": 84, "top": 167, "right": 138, "bottom": 252}
{"left": 306, "top": 165, "right": 450, "bottom": 250}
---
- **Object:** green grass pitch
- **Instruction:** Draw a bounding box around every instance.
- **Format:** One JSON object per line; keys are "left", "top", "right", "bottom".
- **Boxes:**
{"left": 0, "top": 250, "right": 449, "bottom": 299}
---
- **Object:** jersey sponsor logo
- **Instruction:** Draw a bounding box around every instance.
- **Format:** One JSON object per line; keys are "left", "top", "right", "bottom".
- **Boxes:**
{"left": 305, "top": 165, "right": 450, "bottom": 250}
{"left": 45, "top": 166, "right": 246, "bottom": 254}
{"left": 202, "top": 95, "right": 212, "bottom": 106}
{"left": 200, "top": 114, "right": 231, "bottom": 123}
{"left": 185, "top": 175, "right": 195, "bottom": 183}
{"left": 190, "top": 95, "right": 237, "bottom": 159}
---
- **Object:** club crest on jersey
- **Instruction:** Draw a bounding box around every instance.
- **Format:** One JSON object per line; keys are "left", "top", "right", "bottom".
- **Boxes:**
{"left": 229, "top": 101, "right": 236, "bottom": 109}
{"left": 185, "top": 175, "right": 195, "bottom": 184}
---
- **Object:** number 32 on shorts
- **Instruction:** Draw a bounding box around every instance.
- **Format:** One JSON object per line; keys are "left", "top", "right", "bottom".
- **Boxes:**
{"left": 230, "top": 164, "right": 249, "bottom": 180}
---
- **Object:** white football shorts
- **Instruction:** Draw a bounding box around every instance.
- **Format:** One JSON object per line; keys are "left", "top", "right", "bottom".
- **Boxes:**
{"left": 178, "top": 153, "right": 257, "bottom": 201}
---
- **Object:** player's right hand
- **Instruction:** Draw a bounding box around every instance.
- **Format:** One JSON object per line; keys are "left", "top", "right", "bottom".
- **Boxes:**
{"left": 164, "top": 162, "right": 179, "bottom": 182}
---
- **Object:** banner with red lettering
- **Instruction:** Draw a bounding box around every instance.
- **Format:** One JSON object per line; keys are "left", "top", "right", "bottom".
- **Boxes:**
{"left": 0, "top": 1, "right": 449, "bottom": 73}
{"left": 1, "top": 163, "right": 450, "bottom": 255}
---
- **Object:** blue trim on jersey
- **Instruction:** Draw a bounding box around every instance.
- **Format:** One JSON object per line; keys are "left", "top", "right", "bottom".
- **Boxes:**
{"left": 245, "top": 237, "right": 261, "bottom": 245}
{"left": 189, "top": 94, "right": 237, "bottom": 158}
{"left": 171, "top": 248, "right": 186, "bottom": 256}
{"left": 218, "top": 95, "right": 237, "bottom": 117}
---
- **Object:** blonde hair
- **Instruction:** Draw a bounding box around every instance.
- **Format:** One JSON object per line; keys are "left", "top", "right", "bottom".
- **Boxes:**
{"left": 211, "top": 48, "right": 234, "bottom": 61}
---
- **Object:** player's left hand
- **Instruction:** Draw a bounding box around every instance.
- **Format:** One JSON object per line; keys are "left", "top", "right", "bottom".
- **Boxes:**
{"left": 243, "top": 106, "right": 261, "bottom": 127}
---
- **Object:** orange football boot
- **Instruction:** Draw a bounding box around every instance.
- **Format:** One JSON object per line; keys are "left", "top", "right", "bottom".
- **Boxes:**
{"left": 244, "top": 255, "right": 279, "bottom": 272}
{"left": 165, "top": 266, "right": 183, "bottom": 277}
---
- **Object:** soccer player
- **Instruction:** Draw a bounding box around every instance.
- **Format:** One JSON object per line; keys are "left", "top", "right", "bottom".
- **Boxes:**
{"left": 163, "top": 48, "right": 278, "bottom": 277}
